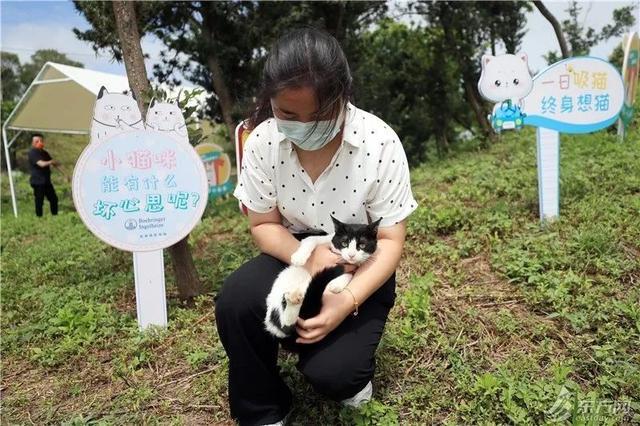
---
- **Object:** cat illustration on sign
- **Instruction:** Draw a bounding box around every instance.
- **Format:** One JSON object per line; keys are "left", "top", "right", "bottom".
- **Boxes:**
{"left": 146, "top": 99, "right": 189, "bottom": 145}
{"left": 90, "top": 86, "right": 144, "bottom": 143}
{"left": 478, "top": 53, "right": 533, "bottom": 133}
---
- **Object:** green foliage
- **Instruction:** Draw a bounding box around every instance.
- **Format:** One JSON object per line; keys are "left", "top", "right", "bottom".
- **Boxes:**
{"left": 1, "top": 213, "right": 135, "bottom": 367}
{"left": 72, "top": 1, "right": 157, "bottom": 62}
{"left": 608, "top": 42, "right": 625, "bottom": 73}
{"left": 353, "top": 20, "right": 468, "bottom": 164}
{"left": 544, "top": 1, "right": 637, "bottom": 63}
{"left": 1, "top": 51, "right": 23, "bottom": 103}
{"left": 411, "top": 1, "right": 532, "bottom": 140}
{"left": 19, "top": 48, "right": 84, "bottom": 87}
{"left": 339, "top": 400, "right": 400, "bottom": 425}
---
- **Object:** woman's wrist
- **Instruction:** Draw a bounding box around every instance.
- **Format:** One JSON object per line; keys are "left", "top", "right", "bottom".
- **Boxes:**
{"left": 340, "top": 287, "right": 358, "bottom": 317}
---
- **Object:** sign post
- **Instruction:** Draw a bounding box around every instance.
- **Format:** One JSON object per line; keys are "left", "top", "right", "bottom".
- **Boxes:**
{"left": 133, "top": 249, "right": 166, "bottom": 328}
{"left": 73, "top": 89, "right": 208, "bottom": 329}
{"left": 478, "top": 55, "right": 624, "bottom": 222}
{"left": 536, "top": 127, "right": 560, "bottom": 220}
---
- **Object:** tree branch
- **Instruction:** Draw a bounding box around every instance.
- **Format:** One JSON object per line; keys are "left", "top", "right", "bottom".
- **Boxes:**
{"left": 533, "top": 1, "right": 571, "bottom": 58}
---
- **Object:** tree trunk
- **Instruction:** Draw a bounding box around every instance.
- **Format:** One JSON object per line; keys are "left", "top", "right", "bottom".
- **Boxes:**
{"left": 112, "top": 1, "right": 204, "bottom": 302}
{"left": 463, "top": 78, "right": 495, "bottom": 142}
{"left": 111, "top": 2, "right": 150, "bottom": 114}
{"left": 533, "top": 1, "right": 570, "bottom": 58}
{"left": 435, "top": 133, "right": 450, "bottom": 157}
{"left": 205, "top": 55, "right": 236, "bottom": 139}
{"left": 490, "top": 24, "right": 496, "bottom": 56}
{"left": 200, "top": 2, "right": 236, "bottom": 140}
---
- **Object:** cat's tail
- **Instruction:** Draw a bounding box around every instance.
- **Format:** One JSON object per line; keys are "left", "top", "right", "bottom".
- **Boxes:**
{"left": 298, "top": 265, "right": 346, "bottom": 320}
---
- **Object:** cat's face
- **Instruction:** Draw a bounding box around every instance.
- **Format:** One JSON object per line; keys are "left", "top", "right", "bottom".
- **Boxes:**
{"left": 146, "top": 100, "right": 186, "bottom": 131}
{"left": 478, "top": 53, "right": 533, "bottom": 102}
{"left": 94, "top": 86, "right": 142, "bottom": 125}
{"left": 330, "top": 215, "right": 382, "bottom": 265}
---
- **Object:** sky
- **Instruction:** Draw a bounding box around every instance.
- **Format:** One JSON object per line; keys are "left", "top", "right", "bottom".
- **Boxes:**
{"left": 1, "top": 0, "right": 639, "bottom": 82}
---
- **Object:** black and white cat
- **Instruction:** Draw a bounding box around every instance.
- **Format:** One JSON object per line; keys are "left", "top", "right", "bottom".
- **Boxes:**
{"left": 264, "top": 215, "right": 382, "bottom": 339}
{"left": 90, "top": 86, "right": 144, "bottom": 143}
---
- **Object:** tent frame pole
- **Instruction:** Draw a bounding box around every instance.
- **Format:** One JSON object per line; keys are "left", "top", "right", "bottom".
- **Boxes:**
{"left": 2, "top": 125, "right": 21, "bottom": 217}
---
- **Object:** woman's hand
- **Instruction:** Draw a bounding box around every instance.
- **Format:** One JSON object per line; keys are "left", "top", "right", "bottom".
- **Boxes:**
{"left": 303, "top": 243, "right": 357, "bottom": 275}
{"left": 295, "top": 289, "right": 353, "bottom": 344}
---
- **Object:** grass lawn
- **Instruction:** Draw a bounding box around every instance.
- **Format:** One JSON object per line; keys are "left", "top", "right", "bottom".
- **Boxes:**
{"left": 1, "top": 123, "right": 639, "bottom": 424}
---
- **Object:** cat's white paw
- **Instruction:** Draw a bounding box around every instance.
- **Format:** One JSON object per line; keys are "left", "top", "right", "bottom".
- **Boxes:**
{"left": 285, "top": 288, "right": 304, "bottom": 305}
{"left": 327, "top": 274, "right": 352, "bottom": 294}
{"left": 290, "top": 250, "right": 310, "bottom": 267}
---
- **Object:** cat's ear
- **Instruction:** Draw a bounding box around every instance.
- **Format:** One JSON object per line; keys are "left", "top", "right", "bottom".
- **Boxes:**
{"left": 519, "top": 52, "right": 528, "bottom": 65}
{"left": 369, "top": 217, "right": 383, "bottom": 233}
{"left": 330, "top": 215, "right": 344, "bottom": 231}
{"left": 97, "top": 86, "right": 108, "bottom": 99}
{"left": 149, "top": 97, "right": 156, "bottom": 109}
{"left": 481, "top": 55, "right": 493, "bottom": 70}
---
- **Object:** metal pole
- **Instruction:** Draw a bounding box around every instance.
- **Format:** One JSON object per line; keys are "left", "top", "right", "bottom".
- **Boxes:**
{"left": 2, "top": 125, "right": 19, "bottom": 217}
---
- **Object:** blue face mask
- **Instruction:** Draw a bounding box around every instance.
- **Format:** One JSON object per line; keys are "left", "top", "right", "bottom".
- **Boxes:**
{"left": 274, "top": 105, "right": 345, "bottom": 151}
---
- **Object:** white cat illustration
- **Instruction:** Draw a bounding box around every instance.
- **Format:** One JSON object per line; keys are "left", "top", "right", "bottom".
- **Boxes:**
{"left": 478, "top": 53, "right": 533, "bottom": 132}
{"left": 145, "top": 99, "right": 189, "bottom": 145}
{"left": 478, "top": 53, "right": 533, "bottom": 106}
{"left": 90, "top": 86, "right": 144, "bottom": 143}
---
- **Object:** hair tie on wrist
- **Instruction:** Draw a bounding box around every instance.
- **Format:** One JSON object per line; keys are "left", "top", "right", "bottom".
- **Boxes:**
{"left": 344, "top": 286, "right": 358, "bottom": 316}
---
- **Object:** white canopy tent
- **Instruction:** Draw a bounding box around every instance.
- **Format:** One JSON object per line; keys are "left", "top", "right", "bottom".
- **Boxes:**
{"left": 2, "top": 62, "right": 207, "bottom": 217}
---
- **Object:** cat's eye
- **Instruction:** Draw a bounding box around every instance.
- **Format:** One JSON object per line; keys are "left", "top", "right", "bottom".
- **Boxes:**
{"left": 169, "top": 111, "right": 174, "bottom": 115}
{"left": 104, "top": 105, "right": 115, "bottom": 111}
{"left": 494, "top": 80, "right": 501, "bottom": 87}
{"left": 154, "top": 111, "right": 159, "bottom": 115}
{"left": 121, "top": 106, "right": 131, "bottom": 111}
{"left": 513, "top": 78, "right": 519, "bottom": 85}
{"left": 341, "top": 241, "right": 348, "bottom": 248}
{"left": 358, "top": 243, "right": 366, "bottom": 249}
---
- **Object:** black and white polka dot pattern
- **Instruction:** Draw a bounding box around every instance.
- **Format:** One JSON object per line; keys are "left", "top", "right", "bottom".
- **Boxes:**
{"left": 233, "top": 102, "right": 419, "bottom": 233}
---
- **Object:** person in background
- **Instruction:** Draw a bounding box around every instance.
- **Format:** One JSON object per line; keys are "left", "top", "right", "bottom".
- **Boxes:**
{"left": 27, "top": 133, "right": 59, "bottom": 217}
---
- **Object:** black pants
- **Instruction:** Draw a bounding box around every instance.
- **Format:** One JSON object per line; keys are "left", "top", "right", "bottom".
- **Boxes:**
{"left": 31, "top": 182, "right": 58, "bottom": 217}
{"left": 214, "top": 233, "right": 396, "bottom": 425}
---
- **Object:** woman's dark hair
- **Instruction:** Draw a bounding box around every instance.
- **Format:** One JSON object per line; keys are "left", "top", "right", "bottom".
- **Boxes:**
{"left": 247, "top": 26, "right": 353, "bottom": 140}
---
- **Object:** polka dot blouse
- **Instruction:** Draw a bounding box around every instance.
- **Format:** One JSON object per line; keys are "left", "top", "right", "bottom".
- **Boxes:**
{"left": 233, "top": 102, "right": 419, "bottom": 234}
